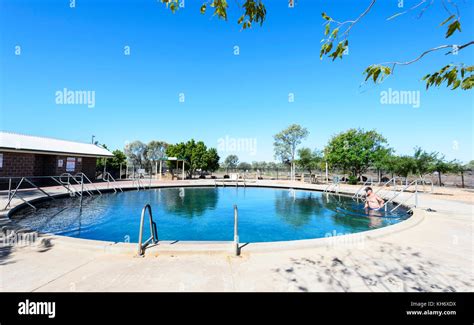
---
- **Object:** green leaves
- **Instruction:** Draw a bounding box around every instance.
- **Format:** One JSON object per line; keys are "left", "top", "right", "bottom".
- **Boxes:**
{"left": 210, "top": 0, "right": 229, "bottom": 20}
{"left": 363, "top": 65, "right": 392, "bottom": 84}
{"left": 324, "top": 129, "right": 389, "bottom": 177}
{"left": 445, "top": 20, "right": 461, "bottom": 38}
{"left": 422, "top": 64, "right": 473, "bottom": 90}
{"left": 440, "top": 14, "right": 455, "bottom": 26}
{"left": 166, "top": 140, "right": 220, "bottom": 175}
{"left": 159, "top": 0, "right": 266, "bottom": 29}
{"left": 296, "top": 148, "right": 323, "bottom": 174}
{"left": 160, "top": 0, "right": 179, "bottom": 13}
{"left": 324, "top": 23, "right": 330, "bottom": 36}
{"left": 321, "top": 12, "right": 331, "bottom": 21}
{"left": 239, "top": 0, "right": 266, "bottom": 29}
{"left": 273, "top": 124, "right": 309, "bottom": 163}
{"left": 320, "top": 20, "right": 347, "bottom": 61}
{"left": 440, "top": 14, "right": 461, "bottom": 38}
{"left": 320, "top": 11, "right": 348, "bottom": 61}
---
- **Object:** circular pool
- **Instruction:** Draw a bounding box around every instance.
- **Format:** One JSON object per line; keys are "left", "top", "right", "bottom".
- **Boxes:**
{"left": 11, "top": 187, "right": 410, "bottom": 243}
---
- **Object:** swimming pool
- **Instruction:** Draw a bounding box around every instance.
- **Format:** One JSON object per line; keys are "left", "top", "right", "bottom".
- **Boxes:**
{"left": 11, "top": 187, "right": 410, "bottom": 243}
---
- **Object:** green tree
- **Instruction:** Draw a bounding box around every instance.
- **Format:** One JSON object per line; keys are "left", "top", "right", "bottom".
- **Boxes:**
{"left": 296, "top": 148, "right": 323, "bottom": 178}
{"left": 96, "top": 144, "right": 109, "bottom": 172}
{"left": 413, "top": 147, "right": 438, "bottom": 179}
{"left": 166, "top": 140, "right": 219, "bottom": 178}
{"left": 371, "top": 147, "right": 393, "bottom": 181}
{"left": 324, "top": 129, "right": 388, "bottom": 178}
{"left": 237, "top": 162, "right": 252, "bottom": 171}
{"left": 429, "top": 156, "right": 451, "bottom": 186}
{"left": 450, "top": 160, "right": 468, "bottom": 188}
{"left": 204, "top": 148, "right": 220, "bottom": 174}
{"left": 223, "top": 155, "right": 239, "bottom": 173}
{"left": 109, "top": 150, "right": 126, "bottom": 170}
{"left": 97, "top": 148, "right": 127, "bottom": 177}
{"left": 146, "top": 141, "right": 167, "bottom": 162}
{"left": 124, "top": 141, "right": 147, "bottom": 167}
{"left": 273, "top": 124, "right": 309, "bottom": 181}
{"left": 465, "top": 160, "right": 474, "bottom": 171}
{"left": 392, "top": 155, "right": 416, "bottom": 184}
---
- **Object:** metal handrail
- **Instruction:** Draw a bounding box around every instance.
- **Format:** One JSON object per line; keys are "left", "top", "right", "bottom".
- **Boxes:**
{"left": 3, "top": 177, "right": 57, "bottom": 210}
{"left": 102, "top": 172, "right": 122, "bottom": 193}
{"left": 324, "top": 182, "right": 339, "bottom": 193}
{"left": 352, "top": 177, "right": 373, "bottom": 199}
{"left": 391, "top": 191, "right": 418, "bottom": 213}
{"left": 132, "top": 176, "right": 144, "bottom": 191}
{"left": 1, "top": 174, "right": 102, "bottom": 211}
{"left": 137, "top": 204, "right": 158, "bottom": 256}
{"left": 233, "top": 205, "right": 239, "bottom": 256}
{"left": 385, "top": 179, "right": 421, "bottom": 212}
{"left": 49, "top": 176, "right": 76, "bottom": 196}
{"left": 106, "top": 172, "right": 123, "bottom": 192}
{"left": 373, "top": 177, "right": 398, "bottom": 196}
{"left": 75, "top": 173, "right": 103, "bottom": 195}
{"left": 384, "top": 179, "right": 418, "bottom": 205}
{"left": 59, "top": 173, "right": 93, "bottom": 197}
{"left": 418, "top": 177, "right": 434, "bottom": 193}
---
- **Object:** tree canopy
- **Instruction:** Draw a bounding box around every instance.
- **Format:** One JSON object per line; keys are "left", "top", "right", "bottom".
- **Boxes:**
{"left": 296, "top": 148, "right": 323, "bottom": 176}
{"left": 324, "top": 129, "right": 389, "bottom": 177}
{"left": 166, "top": 139, "right": 220, "bottom": 177}
{"left": 146, "top": 141, "right": 168, "bottom": 162}
{"left": 273, "top": 124, "right": 309, "bottom": 163}
{"left": 223, "top": 154, "right": 239, "bottom": 172}
{"left": 124, "top": 141, "right": 147, "bottom": 166}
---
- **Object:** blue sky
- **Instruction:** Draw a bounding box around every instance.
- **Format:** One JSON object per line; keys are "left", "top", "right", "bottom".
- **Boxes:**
{"left": 1, "top": 0, "right": 473, "bottom": 163}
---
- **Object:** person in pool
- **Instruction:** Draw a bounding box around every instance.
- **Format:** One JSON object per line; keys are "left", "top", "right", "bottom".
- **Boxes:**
{"left": 364, "top": 187, "right": 385, "bottom": 210}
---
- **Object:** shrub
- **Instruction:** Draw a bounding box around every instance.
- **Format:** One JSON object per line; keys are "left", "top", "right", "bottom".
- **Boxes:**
{"left": 348, "top": 175, "right": 358, "bottom": 185}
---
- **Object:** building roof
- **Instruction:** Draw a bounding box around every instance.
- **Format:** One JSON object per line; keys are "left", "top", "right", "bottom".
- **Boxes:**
{"left": 0, "top": 131, "right": 114, "bottom": 158}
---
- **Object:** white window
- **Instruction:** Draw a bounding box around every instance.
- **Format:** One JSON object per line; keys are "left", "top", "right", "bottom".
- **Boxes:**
{"left": 0, "top": 153, "right": 3, "bottom": 168}
{"left": 58, "top": 159, "right": 64, "bottom": 168}
{"left": 66, "top": 157, "right": 76, "bottom": 172}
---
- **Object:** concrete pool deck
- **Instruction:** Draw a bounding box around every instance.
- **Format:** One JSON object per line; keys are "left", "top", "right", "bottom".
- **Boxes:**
{"left": 0, "top": 179, "right": 472, "bottom": 292}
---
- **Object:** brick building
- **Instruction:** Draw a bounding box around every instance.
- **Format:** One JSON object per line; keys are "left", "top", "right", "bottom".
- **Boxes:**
{"left": 0, "top": 131, "right": 113, "bottom": 182}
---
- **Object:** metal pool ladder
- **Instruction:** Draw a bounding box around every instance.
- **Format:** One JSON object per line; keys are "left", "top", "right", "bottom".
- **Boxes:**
{"left": 137, "top": 204, "right": 159, "bottom": 256}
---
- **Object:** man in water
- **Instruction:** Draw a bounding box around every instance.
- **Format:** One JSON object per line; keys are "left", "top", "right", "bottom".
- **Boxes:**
{"left": 364, "top": 187, "right": 385, "bottom": 210}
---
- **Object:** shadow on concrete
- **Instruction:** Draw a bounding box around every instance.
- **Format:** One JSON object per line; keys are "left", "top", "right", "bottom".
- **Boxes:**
{"left": 0, "top": 227, "right": 54, "bottom": 266}
{"left": 272, "top": 240, "right": 473, "bottom": 292}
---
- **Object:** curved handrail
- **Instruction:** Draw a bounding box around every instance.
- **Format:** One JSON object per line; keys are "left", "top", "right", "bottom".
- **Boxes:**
{"left": 137, "top": 204, "right": 158, "bottom": 256}
{"left": 60, "top": 173, "right": 93, "bottom": 196}
{"left": 352, "top": 177, "right": 373, "bottom": 199}
{"left": 373, "top": 177, "right": 399, "bottom": 196}
{"left": 75, "top": 173, "right": 102, "bottom": 195}
{"left": 104, "top": 172, "right": 123, "bottom": 192}
{"left": 384, "top": 179, "right": 418, "bottom": 205}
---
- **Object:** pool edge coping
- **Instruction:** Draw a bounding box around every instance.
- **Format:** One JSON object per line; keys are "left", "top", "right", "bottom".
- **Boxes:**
{"left": 1, "top": 182, "right": 423, "bottom": 256}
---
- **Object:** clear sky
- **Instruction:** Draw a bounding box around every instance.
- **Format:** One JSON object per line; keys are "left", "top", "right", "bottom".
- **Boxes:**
{"left": 1, "top": 0, "right": 473, "bottom": 163}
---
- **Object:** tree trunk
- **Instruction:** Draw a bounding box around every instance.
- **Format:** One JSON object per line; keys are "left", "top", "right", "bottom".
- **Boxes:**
{"left": 438, "top": 172, "right": 442, "bottom": 187}
{"left": 461, "top": 171, "right": 465, "bottom": 188}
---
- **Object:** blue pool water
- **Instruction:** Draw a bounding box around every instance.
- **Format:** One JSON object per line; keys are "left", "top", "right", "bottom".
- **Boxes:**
{"left": 11, "top": 187, "right": 410, "bottom": 243}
